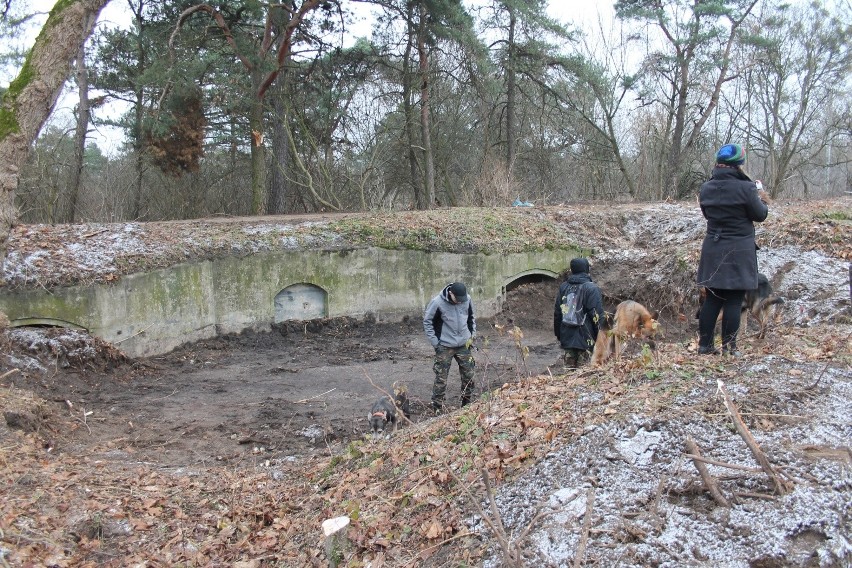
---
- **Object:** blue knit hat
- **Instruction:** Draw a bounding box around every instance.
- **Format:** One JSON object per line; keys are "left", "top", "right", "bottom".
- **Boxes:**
{"left": 716, "top": 144, "right": 746, "bottom": 166}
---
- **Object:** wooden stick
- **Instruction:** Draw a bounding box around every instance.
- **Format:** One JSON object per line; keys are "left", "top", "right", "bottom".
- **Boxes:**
{"left": 573, "top": 487, "right": 596, "bottom": 568}
{"left": 685, "top": 438, "right": 730, "bottom": 507}
{"left": 0, "top": 368, "right": 20, "bottom": 381}
{"left": 481, "top": 467, "right": 517, "bottom": 564}
{"left": 294, "top": 388, "right": 335, "bottom": 404}
{"left": 683, "top": 454, "right": 764, "bottom": 473}
{"left": 716, "top": 380, "right": 793, "bottom": 495}
{"left": 734, "top": 491, "right": 779, "bottom": 501}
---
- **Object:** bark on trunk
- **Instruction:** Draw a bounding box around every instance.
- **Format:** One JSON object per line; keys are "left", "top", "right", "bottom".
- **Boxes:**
{"left": 268, "top": 71, "right": 291, "bottom": 215}
{"left": 402, "top": 9, "right": 424, "bottom": 209}
{"left": 249, "top": 86, "right": 267, "bottom": 215}
{"left": 0, "top": 0, "right": 110, "bottom": 273}
{"left": 71, "top": 32, "right": 94, "bottom": 222}
{"left": 506, "top": 7, "right": 516, "bottom": 175}
{"left": 416, "top": 6, "right": 435, "bottom": 209}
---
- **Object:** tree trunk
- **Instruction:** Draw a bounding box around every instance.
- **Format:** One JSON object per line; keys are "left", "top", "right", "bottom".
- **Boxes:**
{"left": 506, "top": 6, "right": 516, "bottom": 175}
{"left": 0, "top": 0, "right": 110, "bottom": 272}
{"left": 131, "top": 0, "right": 146, "bottom": 220}
{"left": 70, "top": 32, "right": 94, "bottom": 222}
{"left": 249, "top": 77, "right": 268, "bottom": 215}
{"left": 416, "top": 4, "right": 435, "bottom": 209}
{"left": 402, "top": 9, "right": 424, "bottom": 209}
{"left": 268, "top": 69, "right": 292, "bottom": 214}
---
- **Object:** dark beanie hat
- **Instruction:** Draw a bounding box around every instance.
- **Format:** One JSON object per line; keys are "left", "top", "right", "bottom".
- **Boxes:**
{"left": 449, "top": 282, "right": 468, "bottom": 302}
{"left": 716, "top": 143, "right": 746, "bottom": 166}
{"left": 570, "top": 258, "right": 590, "bottom": 274}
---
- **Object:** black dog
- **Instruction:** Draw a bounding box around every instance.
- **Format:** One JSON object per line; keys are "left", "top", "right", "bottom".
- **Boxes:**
{"left": 368, "top": 396, "right": 398, "bottom": 435}
{"left": 367, "top": 384, "right": 411, "bottom": 436}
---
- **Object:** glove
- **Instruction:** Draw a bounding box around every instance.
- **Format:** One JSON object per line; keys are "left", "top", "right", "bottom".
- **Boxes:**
{"left": 464, "top": 337, "right": 474, "bottom": 349}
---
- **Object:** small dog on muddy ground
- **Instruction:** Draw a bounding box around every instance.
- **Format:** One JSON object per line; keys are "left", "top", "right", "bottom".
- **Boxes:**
{"left": 697, "top": 273, "right": 784, "bottom": 339}
{"left": 592, "top": 300, "right": 658, "bottom": 366}
{"left": 367, "top": 383, "right": 411, "bottom": 436}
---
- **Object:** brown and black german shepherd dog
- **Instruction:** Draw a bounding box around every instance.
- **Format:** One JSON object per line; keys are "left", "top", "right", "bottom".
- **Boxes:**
{"left": 698, "top": 273, "right": 784, "bottom": 339}
{"left": 592, "top": 301, "right": 658, "bottom": 366}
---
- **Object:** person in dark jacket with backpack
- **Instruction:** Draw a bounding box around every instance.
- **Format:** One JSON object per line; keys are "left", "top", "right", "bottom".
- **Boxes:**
{"left": 423, "top": 282, "right": 476, "bottom": 412}
{"left": 554, "top": 258, "right": 605, "bottom": 368}
{"left": 696, "top": 143, "right": 770, "bottom": 355}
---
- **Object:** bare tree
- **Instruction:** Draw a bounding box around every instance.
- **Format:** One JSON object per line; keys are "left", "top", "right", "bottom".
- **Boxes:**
{"left": 734, "top": 2, "right": 851, "bottom": 197}
{"left": 616, "top": 0, "right": 759, "bottom": 198}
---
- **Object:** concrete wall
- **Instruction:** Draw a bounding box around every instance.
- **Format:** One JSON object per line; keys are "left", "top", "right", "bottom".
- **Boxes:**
{"left": 0, "top": 246, "right": 576, "bottom": 357}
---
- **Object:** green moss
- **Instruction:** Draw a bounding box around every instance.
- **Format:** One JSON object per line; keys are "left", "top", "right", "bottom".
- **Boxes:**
{"left": 823, "top": 210, "right": 851, "bottom": 221}
{"left": 0, "top": 0, "right": 79, "bottom": 139}
{"left": 0, "top": 291, "right": 90, "bottom": 327}
{"left": 321, "top": 209, "right": 574, "bottom": 254}
{"left": 0, "top": 58, "right": 32, "bottom": 138}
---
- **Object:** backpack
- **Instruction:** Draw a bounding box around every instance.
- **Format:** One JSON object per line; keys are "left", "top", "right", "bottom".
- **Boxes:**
{"left": 561, "top": 283, "right": 587, "bottom": 327}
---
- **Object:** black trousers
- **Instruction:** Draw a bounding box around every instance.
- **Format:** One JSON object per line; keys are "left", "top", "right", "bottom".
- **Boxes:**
{"left": 698, "top": 288, "right": 746, "bottom": 349}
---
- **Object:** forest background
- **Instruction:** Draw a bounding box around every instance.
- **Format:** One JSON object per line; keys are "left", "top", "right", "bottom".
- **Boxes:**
{"left": 0, "top": 0, "right": 849, "bottom": 232}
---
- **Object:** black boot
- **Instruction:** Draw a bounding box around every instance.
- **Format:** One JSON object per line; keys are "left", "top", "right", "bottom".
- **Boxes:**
{"left": 698, "top": 345, "right": 720, "bottom": 355}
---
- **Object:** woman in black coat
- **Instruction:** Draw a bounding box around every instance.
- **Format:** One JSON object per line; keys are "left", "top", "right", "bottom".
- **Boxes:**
{"left": 696, "top": 144, "right": 770, "bottom": 355}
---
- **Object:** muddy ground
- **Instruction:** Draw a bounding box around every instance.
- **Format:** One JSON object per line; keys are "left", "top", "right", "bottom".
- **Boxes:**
{"left": 4, "top": 278, "right": 696, "bottom": 468}
{"left": 5, "top": 280, "right": 592, "bottom": 465}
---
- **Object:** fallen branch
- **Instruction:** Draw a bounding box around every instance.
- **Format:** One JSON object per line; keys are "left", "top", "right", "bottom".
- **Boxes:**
{"left": 683, "top": 454, "right": 764, "bottom": 473}
{"left": 685, "top": 438, "right": 730, "bottom": 507}
{"left": 573, "top": 487, "right": 596, "bottom": 568}
{"left": 716, "top": 380, "right": 793, "bottom": 495}
{"left": 81, "top": 228, "right": 109, "bottom": 239}
{"left": 151, "top": 387, "right": 178, "bottom": 401}
{"left": 294, "top": 388, "right": 335, "bottom": 404}
{"left": 650, "top": 474, "right": 666, "bottom": 533}
{"left": 238, "top": 435, "right": 273, "bottom": 446}
{"left": 734, "top": 491, "right": 778, "bottom": 501}
{"left": 482, "top": 466, "right": 518, "bottom": 565}
{"left": 114, "top": 326, "right": 151, "bottom": 344}
{"left": 447, "top": 464, "right": 549, "bottom": 567}
{"left": 0, "top": 368, "right": 20, "bottom": 381}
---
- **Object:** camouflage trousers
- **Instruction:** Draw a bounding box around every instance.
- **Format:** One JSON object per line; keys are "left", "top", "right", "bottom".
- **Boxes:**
{"left": 563, "top": 348, "right": 591, "bottom": 369}
{"left": 431, "top": 345, "right": 475, "bottom": 408}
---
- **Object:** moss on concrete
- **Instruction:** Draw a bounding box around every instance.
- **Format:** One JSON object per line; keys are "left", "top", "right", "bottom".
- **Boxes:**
{"left": 0, "top": 246, "right": 577, "bottom": 357}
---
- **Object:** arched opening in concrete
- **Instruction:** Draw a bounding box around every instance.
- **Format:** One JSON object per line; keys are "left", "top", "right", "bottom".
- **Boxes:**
{"left": 503, "top": 269, "right": 559, "bottom": 295}
{"left": 274, "top": 283, "right": 328, "bottom": 323}
{"left": 8, "top": 317, "right": 87, "bottom": 330}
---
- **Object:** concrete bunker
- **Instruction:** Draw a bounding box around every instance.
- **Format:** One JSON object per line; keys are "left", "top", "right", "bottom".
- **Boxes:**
{"left": 274, "top": 283, "right": 328, "bottom": 323}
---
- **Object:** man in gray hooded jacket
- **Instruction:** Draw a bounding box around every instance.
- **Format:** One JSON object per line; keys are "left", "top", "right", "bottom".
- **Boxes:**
{"left": 423, "top": 282, "right": 476, "bottom": 412}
